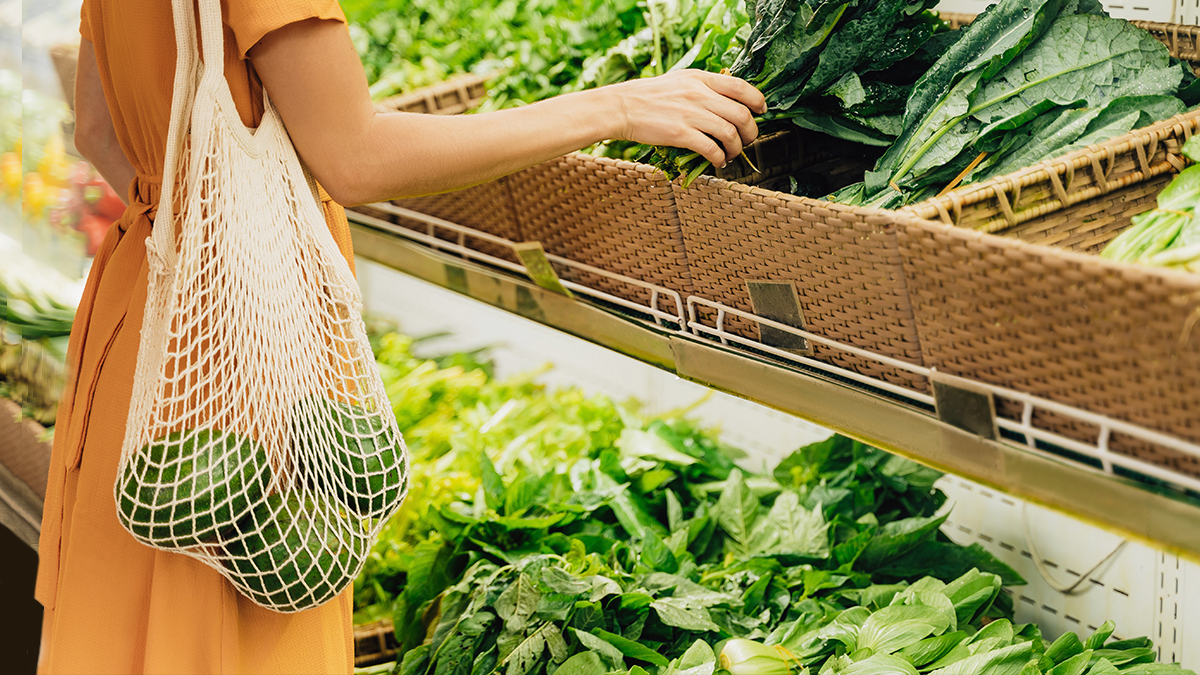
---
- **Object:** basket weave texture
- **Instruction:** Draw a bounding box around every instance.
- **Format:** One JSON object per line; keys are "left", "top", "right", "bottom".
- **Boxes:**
{"left": 507, "top": 153, "right": 692, "bottom": 299}
{"left": 388, "top": 180, "right": 524, "bottom": 263}
{"left": 373, "top": 73, "right": 490, "bottom": 115}
{"left": 897, "top": 218, "right": 1200, "bottom": 475}
{"left": 1136, "top": 21, "right": 1200, "bottom": 63}
{"left": 675, "top": 176, "right": 927, "bottom": 389}
{"left": 353, "top": 620, "right": 398, "bottom": 668}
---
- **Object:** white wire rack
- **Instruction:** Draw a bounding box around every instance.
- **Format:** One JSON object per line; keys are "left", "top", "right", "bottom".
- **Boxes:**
{"left": 348, "top": 205, "right": 1200, "bottom": 497}
{"left": 687, "top": 296, "right": 1200, "bottom": 495}
{"left": 352, "top": 204, "right": 688, "bottom": 331}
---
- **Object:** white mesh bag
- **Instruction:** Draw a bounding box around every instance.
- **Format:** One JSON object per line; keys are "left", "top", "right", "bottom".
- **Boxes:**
{"left": 114, "top": 0, "right": 408, "bottom": 613}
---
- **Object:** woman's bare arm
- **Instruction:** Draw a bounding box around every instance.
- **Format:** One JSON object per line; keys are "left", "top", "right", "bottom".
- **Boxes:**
{"left": 74, "top": 40, "right": 134, "bottom": 204}
{"left": 249, "top": 19, "right": 766, "bottom": 206}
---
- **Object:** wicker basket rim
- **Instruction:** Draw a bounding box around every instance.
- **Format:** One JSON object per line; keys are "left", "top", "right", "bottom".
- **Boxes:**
{"left": 901, "top": 109, "right": 1200, "bottom": 227}
{"left": 373, "top": 71, "right": 491, "bottom": 110}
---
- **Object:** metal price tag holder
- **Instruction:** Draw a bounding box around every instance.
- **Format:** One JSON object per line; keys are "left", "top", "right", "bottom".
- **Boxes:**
{"left": 930, "top": 369, "right": 1000, "bottom": 441}
{"left": 745, "top": 280, "right": 813, "bottom": 355}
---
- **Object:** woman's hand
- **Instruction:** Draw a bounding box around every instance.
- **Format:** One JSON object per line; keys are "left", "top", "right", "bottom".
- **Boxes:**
{"left": 605, "top": 70, "right": 766, "bottom": 168}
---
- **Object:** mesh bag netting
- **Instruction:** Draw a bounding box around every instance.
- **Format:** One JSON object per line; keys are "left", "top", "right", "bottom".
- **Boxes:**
{"left": 115, "top": 0, "right": 408, "bottom": 613}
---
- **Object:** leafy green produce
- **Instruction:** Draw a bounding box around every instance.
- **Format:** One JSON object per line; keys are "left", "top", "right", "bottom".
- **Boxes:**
{"left": 343, "top": 0, "right": 653, "bottom": 106}
{"left": 1, "top": 265, "right": 78, "bottom": 340}
{"left": 351, "top": 330, "right": 1034, "bottom": 671}
{"left": 0, "top": 254, "right": 80, "bottom": 427}
{"left": 720, "top": 610, "right": 1194, "bottom": 675}
{"left": 834, "top": 0, "right": 1192, "bottom": 207}
{"left": 1100, "top": 135, "right": 1200, "bottom": 271}
{"left": 223, "top": 491, "right": 365, "bottom": 611}
{"left": 650, "top": 0, "right": 952, "bottom": 183}
{"left": 343, "top": 0, "right": 638, "bottom": 102}
{"left": 347, "top": 329, "right": 1191, "bottom": 673}
{"left": 117, "top": 429, "right": 271, "bottom": 547}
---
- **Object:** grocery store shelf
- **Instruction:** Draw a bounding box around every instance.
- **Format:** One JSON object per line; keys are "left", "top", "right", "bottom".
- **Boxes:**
{"left": 348, "top": 210, "right": 1200, "bottom": 559}
{"left": 0, "top": 460, "right": 42, "bottom": 550}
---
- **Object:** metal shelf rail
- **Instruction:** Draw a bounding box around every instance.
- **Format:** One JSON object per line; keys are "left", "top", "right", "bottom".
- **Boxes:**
{"left": 348, "top": 205, "right": 1200, "bottom": 559}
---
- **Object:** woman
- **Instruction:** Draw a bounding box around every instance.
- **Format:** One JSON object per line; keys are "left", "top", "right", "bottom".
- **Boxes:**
{"left": 37, "top": 1, "right": 765, "bottom": 672}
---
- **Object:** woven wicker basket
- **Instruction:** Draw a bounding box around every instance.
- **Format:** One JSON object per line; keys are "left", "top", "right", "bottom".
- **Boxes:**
{"left": 896, "top": 216, "right": 1200, "bottom": 477}
{"left": 877, "top": 19, "right": 1200, "bottom": 478}
{"left": 353, "top": 620, "right": 398, "bottom": 668}
{"left": 504, "top": 152, "right": 689, "bottom": 298}
{"left": 903, "top": 110, "right": 1200, "bottom": 247}
{"left": 674, "top": 175, "right": 928, "bottom": 390}
{"left": 508, "top": 130, "right": 881, "bottom": 304}
{"left": 359, "top": 129, "right": 855, "bottom": 305}
{"left": 378, "top": 180, "right": 525, "bottom": 264}
{"left": 373, "top": 73, "right": 490, "bottom": 115}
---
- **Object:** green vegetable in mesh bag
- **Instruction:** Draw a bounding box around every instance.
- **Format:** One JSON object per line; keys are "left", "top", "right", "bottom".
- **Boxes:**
{"left": 117, "top": 428, "right": 271, "bottom": 548}
{"left": 222, "top": 491, "right": 365, "bottom": 612}
{"left": 291, "top": 397, "right": 407, "bottom": 518}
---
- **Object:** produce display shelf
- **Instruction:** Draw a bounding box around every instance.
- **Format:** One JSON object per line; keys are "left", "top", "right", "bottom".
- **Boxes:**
{"left": 0, "top": 397, "right": 50, "bottom": 550}
{"left": 348, "top": 206, "right": 1200, "bottom": 560}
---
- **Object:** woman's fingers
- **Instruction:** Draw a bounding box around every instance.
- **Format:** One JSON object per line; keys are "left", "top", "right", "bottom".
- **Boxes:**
{"left": 678, "top": 129, "right": 727, "bottom": 168}
{"left": 695, "top": 112, "right": 743, "bottom": 166}
{"left": 698, "top": 71, "right": 767, "bottom": 114}
{"left": 605, "top": 69, "right": 764, "bottom": 165}
{"left": 704, "top": 94, "right": 759, "bottom": 147}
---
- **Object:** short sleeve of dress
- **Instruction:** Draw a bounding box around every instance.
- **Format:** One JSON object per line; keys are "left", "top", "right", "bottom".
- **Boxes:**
{"left": 79, "top": 0, "right": 93, "bottom": 41}
{"left": 224, "top": 0, "right": 346, "bottom": 60}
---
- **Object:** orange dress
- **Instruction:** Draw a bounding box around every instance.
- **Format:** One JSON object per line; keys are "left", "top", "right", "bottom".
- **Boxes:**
{"left": 36, "top": 1, "right": 358, "bottom": 673}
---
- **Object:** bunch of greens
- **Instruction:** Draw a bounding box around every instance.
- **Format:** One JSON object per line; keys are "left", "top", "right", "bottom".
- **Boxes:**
{"left": 342, "top": 0, "right": 746, "bottom": 122}
{"left": 342, "top": 0, "right": 646, "bottom": 104}
{"left": 833, "top": 0, "right": 1197, "bottom": 208}
{"left": 1100, "top": 136, "right": 1200, "bottom": 271}
{"left": 377, "top": 411, "right": 1025, "bottom": 673}
{"left": 357, "top": 329, "right": 1191, "bottom": 675}
{"left": 650, "top": 0, "right": 955, "bottom": 183}
{"left": 720, "top": 587, "right": 1194, "bottom": 675}
{"left": 582, "top": 0, "right": 751, "bottom": 161}
{"left": 574, "top": 0, "right": 749, "bottom": 91}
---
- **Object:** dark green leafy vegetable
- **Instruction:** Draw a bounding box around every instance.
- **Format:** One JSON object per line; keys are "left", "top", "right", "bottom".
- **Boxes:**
{"left": 652, "top": 0, "right": 952, "bottom": 183}
{"left": 835, "top": 0, "right": 1191, "bottom": 207}
{"left": 720, "top": 598, "right": 1192, "bottom": 675}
